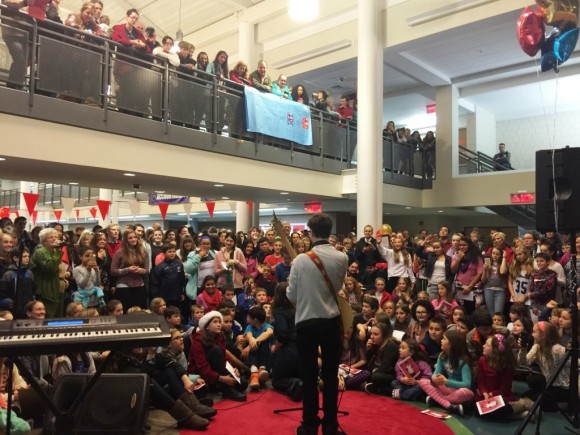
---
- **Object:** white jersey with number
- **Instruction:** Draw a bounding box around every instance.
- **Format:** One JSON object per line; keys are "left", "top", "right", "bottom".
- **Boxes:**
{"left": 511, "top": 271, "right": 531, "bottom": 306}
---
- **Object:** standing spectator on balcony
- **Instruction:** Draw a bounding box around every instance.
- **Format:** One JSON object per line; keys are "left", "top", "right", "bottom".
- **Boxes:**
{"left": 77, "top": 2, "right": 106, "bottom": 38}
{"left": 90, "top": 0, "right": 103, "bottom": 24}
{"left": 312, "top": 90, "right": 328, "bottom": 112}
{"left": 152, "top": 36, "right": 179, "bottom": 68}
{"left": 193, "top": 51, "right": 211, "bottom": 129}
{"left": 291, "top": 84, "right": 309, "bottom": 105}
{"left": 383, "top": 121, "right": 396, "bottom": 140}
{"left": 249, "top": 60, "right": 272, "bottom": 93}
{"left": 1, "top": 0, "right": 31, "bottom": 90}
{"left": 272, "top": 74, "right": 290, "bottom": 99}
{"left": 47, "top": 0, "right": 63, "bottom": 24}
{"left": 421, "top": 131, "right": 436, "bottom": 178}
{"left": 493, "top": 143, "right": 512, "bottom": 171}
{"left": 208, "top": 50, "right": 229, "bottom": 131}
{"left": 177, "top": 42, "right": 196, "bottom": 75}
{"left": 112, "top": 8, "right": 151, "bottom": 115}
{"left": 336, "top": 95, "right": 353, "bottom": 121}
{"left": 229, "top": 61, "right": 252, "bottom": 86}
{"left": 144, "top": 26, "right": 160, "bottom": 52}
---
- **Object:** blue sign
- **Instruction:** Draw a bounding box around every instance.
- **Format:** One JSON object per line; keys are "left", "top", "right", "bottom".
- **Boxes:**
{"left": 245, "top": 87, "right": 313, "bottom": 146}
{"left": 148, "top": 193, "right": 189, "bottom": 205}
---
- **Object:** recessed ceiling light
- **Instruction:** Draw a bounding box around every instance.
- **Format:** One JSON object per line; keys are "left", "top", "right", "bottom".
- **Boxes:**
{"left": 69, "top": 182, "right": 78, "bottom": 185}
{"left": 155, "top": 190, "right": 166, "bottom": 194}
{"left": 437, "top": 210, "right": 444, "bottom": 213}
{"left": 405, "top": 206, "right": 412, "bottom": 209}
{"left": 280, "top": 192, "right": 289, "bottom": 195}
{"left": 222, "top": 197, "right": 229, "bottom": 200}
{"left": 0, "top": 157, "right": 6, "bottom": 161}
{"left": 123, "top": 173, "right": 136, "bottom": 177}
{"left": 214, "top": 184, "right": 224, "bottom": 187}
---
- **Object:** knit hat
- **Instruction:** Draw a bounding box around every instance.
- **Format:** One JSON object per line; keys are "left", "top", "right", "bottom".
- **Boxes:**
{"left": 198, "top": 311, "right": 223, "bottom": 331}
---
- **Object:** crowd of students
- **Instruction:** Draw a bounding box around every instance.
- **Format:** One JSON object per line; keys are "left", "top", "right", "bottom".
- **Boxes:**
{"left": 0, "top": 214, "right": 577, "bottom": 429}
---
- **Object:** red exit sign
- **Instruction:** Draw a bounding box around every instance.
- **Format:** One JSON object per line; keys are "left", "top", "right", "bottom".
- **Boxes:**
{"left": 426, "top": 104, "right": 436, "bottom": 114}
{"left": 510, "top": 193, "right": 535, "bottom": 204}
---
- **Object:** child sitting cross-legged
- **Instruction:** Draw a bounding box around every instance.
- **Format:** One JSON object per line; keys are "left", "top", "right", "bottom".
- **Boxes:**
{"left": 241, "top": 305, "right": 274, "bottom": 391}
{"left": 391, "top": 338, "right": 432, "bottom": 401}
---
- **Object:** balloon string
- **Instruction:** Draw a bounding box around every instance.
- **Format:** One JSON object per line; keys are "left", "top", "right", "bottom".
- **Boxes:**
{"left": 533, "top": 57, "right": 554, "bottom": 150}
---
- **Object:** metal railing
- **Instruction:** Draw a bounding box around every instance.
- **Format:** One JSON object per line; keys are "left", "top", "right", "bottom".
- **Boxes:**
{"left": 458, "top": 146, "right": 511, "bottom": 174}
{"left": 0, "top": 5, "right": 434, "bottom": 189}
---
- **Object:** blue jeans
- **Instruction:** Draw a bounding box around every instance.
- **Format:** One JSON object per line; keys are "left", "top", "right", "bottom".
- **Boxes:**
{"left": 484, "top": 287, "right": 505, "bottom": 314}
{"left": 391, "top": 380, "right": 424, "bottom": 400}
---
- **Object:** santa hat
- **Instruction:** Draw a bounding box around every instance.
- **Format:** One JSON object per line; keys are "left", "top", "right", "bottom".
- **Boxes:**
{"left": 198, "top": 311, "right": 223, "bottom": 331}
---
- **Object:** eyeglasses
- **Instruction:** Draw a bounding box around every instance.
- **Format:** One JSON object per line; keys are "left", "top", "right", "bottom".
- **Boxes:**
{"left": 415, "top": 310, "right": 428, "bottom": 315}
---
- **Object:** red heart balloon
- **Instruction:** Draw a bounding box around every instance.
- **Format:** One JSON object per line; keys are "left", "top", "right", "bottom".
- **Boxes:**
{"left": 517, "top": 6, "right": 546, "bottom": 56}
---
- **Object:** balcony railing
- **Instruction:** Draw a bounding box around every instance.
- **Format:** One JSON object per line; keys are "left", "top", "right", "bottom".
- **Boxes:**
{"left": 0, "top": 6, "right": 433, "bottom": 189}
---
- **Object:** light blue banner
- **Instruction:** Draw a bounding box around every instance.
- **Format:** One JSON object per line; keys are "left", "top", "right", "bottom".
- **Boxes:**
{"left": 245, "top": 86, "right": 313, "bottom": 146}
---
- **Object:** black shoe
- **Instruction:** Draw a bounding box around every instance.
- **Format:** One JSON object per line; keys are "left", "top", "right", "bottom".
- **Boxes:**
{"left": 426, "top": 396, "right": 434, "bottom": 407}
{"left": 222, "top": 387, "right": 246, "bottom": 402}
{"left": 290, "top": 381, "right": 303, "bottom": 402}
{"left": 199, "top": 397, "right": 214, "bottom": 407}
{"left": 364, "top": 382, "right": 380, "bottom": 395}
{"left": 448, "top": 404, "right": 463, "bottom": 416}
{"left": 296, "top": 424, "right": 318, "bottom": 435}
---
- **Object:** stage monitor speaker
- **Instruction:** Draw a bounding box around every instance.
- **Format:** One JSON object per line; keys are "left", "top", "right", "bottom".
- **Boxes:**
{"left": 46, "top": 373, "right": 150, "bottom": 434}
{"left": 536, "top": 147, "right": 580, "bottom": 232}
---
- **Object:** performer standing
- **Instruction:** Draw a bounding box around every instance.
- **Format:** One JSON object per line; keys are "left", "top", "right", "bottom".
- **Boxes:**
{"left": 287, "top": 213, "right": 348, "bottom": 435}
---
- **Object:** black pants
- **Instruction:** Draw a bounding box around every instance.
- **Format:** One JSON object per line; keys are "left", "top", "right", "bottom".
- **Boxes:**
{"left": 296, "top": 317, "right": 341, "bottom": 431}
{"left": 527, "top": 372, "right": 569, "bottom": 412}
{"left": 153, "top": 366, "right": 186, "bottom": 400}
{"left": 272, "top": 343, "right": 302, "bottom": 396}
{"left": 3, "top": 32, "right": 28, "bottom": 89}
{"left": 116, "top": 286, "right": 148, "bottom": 312}
{"left": 206, "top": 345, "right": 248, "bottom": 392}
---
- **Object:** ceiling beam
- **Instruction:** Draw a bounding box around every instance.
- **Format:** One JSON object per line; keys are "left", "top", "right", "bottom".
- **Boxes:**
{"left": 220, "top": 0, "right": 254, "bottom": 9}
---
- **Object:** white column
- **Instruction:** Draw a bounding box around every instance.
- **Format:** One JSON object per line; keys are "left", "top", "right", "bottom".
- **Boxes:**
{"left": 236, "top": 201, "right": 252, "bottom": 233}
{"left": 239, "top": 21, "right": 255, "bottom": 66}
{"left": 357, "top": 0, "right": 383, "bottom": 238}
{"left": 435, "top": 85, "right": 459, "bottom": 179}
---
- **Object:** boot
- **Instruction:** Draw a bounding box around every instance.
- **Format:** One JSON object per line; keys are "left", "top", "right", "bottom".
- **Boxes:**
{"left": 179, "top": 392, "right": 217, "bottom": 419}
{"left": 509, "top": 398, "right": 529, "bottom": 415}
{"left": 168, "top": 399, "right": 209, "bottom": 431}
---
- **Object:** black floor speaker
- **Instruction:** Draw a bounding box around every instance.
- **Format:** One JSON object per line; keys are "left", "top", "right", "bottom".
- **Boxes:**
{"left": 536, "top": 147, "right": 580, "bottom": 233}
{"left": 46, "top": 373, "right": 150, "bottom": 434}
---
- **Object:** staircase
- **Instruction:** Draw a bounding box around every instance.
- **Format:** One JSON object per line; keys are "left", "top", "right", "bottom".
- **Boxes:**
{"left": 487, "top": 204, "right": 537, "bottom": 229}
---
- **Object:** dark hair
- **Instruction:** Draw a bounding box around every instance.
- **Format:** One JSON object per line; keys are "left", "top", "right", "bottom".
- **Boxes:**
{"left": 144, "top": 26, "right": 155, "bottom": 36}
{"left": 77, "top": 246, "right": 93, "bottom": 257}
{"left": 411, "top": 300, "right": 435, "bottom": 322}
{"left": 429, "top": 315, "right": 447, "bottom": 331}
{"left": 126, "top": 8, "right": 139, "bottom": 17}
{"left": 509, "top": 303, "right": 531, "bottom": 320}
{"left": 271, "top": 282, "right": 293, "bottom": 313}
{"left": 372, "top": 321, "right": 394, "bottom": 351}
{"left": 472, "top": 308, "right": 492, "bottom": 328}
{"left": 248, "top": 305, "right": 266, "bottom": 323}
{"left": 14, "top": 216, "right": 26, "bottom": 225}
{"left": 161, "top": 243, "right": 176, "bottom": 253}
{"left": 456, "top": 315, "right": 474, "bottom": 332}
{"left": 487, "top": 332, "right": 517, "bottom": 371}
{"left": 212, "top": 50, "right": 229, "bottom": 77}
{"left": 106, "top": 299, "right": 122, "bottom": 314}
{"left": 402, "top": 338, "right": 430, "bottom": 364}
{"left": 201, "top": 275, "right": 216, "bottom": 288}
{"left": 362, "top": 295, "right": 379, "bottom": 312}
{"left": 223, "top": 286, "right": 235, "bottom": 294}
{"left": 291, "top": 84, "right": 309, "bottom": 104}
{"left": 441, "top": 330, "right": 471, "bottom": 370}
{"left": 163, "top": 306, "right": 181, "bottom": 319}
{"left": 535, "top": 252, "right": 551, "bottom": 262}
{"left": 161, "top": 35, "right": 174, "bottom": 45}
{"left": 307, "top": 213, "right": 333, "bottom": 239}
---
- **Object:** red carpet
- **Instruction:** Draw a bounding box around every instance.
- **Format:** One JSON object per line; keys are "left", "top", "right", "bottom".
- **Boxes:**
{"left": 180, "top": 390, "right": 455, "bottom": 434}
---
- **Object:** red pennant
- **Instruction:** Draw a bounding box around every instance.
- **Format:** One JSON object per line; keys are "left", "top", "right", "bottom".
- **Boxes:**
{"left": 75, "top": 209, "right": 80, "bottom": 222}
{"left": 54, "top": 210, "right": 62, "bottom": 221}
{"left": 0, "top": 207, "right": 9, "bottom": 218}
{"left": 158, "top": 203, "right": 169, "bottom": 220}
{"left": 22, "top": 192, "right": 39, "bottom": 216}
{"left": 247, "top": 201, "right": 253, "bottom": 212}
{"left": 89, "top": 207, "right": 97, "bottom": 219}
{"left": 31, "top": 210, "right": 38, "bottom": 226}
{"left": 96, "top": 200, "right": 111, "bottom": 220}
{"left": 206, "top": 202, "right": 215, "bottom": 219}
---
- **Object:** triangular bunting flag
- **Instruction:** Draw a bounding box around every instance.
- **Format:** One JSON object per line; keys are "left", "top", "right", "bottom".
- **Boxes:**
{"left": 158, "top": 203, "right": 169, "bottom": 220}
{"left": 0, "top": 207, "right": 9, "bottom": 218}
{"left": 183, "top": 202, "right": 192, "bottom": 215}
{"left": 247, "top": 201, "right": 253, "bottom": 212}
{"left": 206, "top": 202, "right": 215, "bottom": 219}
{"left": 61, "top": 197, "right": 76, "bottom": 215}
{"left": 54, "top": 210, "right": 62, "bottom": 221}
{"left": 22, "top": 192, "right": 39, "bottom": 216}
{"left": 31, "top": 210, "right": 38, "bottom": 226}
{"left": 89, "top": 207, "right": 97, "bottom": 219}
{"left": 127, "top": 199, "right": 140, "bottom": 217}
{"left": 96, "top": 200, "right": 111, "bottom": 221}
{"left": 14, "top": 210, "right": 19, "bottom": 217}
{"left": 75, "top": 209, "right": 80, "bottom": 222}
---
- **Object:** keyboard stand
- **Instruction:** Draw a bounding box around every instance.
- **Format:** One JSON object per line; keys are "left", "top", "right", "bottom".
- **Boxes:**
{"left": 5, "top": 351, "right": 116, "bottom": 435}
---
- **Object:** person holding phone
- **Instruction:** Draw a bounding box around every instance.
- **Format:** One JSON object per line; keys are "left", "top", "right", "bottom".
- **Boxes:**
{"left": 481, "top": 247, "right": 508, "bottom": 315}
